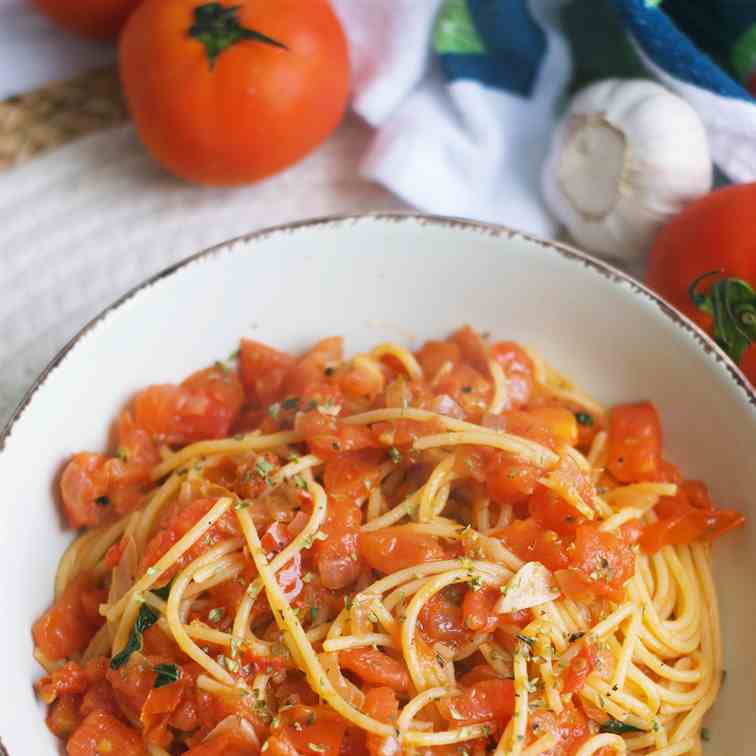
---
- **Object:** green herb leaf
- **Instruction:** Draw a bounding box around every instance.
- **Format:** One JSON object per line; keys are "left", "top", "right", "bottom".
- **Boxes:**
{"left": 690, "top": 271, "right": 756, "bottom": 365}
{"left": 388, "top": 447, "right": 402, "bottom": 464}
{"left": 153, "top": 663, "right": 181, "bottom": 688}
{"left": 95, "top": 495, "right": 110, "bottom": 507}
{"left": 701, "top": 727, "right": 711, "bottom": 742}
{"left": 575, "top": 412, "right": 593, "bottom": 427}
{"left": 151, "top": 581, "right": 173, "bottom": 601}
{"left": 599, "top": 718, "right": 643, "bottom": 735}
{"left": 282, "top": 396, "right": 301, "bottom": 412}
{"left": 189, "top": 3, "right": 287, "bottom": 69}
{"left": 515, "top": 633, "right": 535, "bottom": 647}
{"left": 110, "top": 605, "right": 159, "bottom": 669}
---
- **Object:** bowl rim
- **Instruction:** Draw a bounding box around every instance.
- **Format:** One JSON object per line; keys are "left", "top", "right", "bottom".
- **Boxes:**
{"left": 2, "top": 210, "right": 755, "bottom": 457}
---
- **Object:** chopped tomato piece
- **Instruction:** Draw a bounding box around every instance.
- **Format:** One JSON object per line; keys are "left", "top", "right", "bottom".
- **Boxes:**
{"left": 324, "top": 450, "right": 384, "bottom": 504}
{"left": 36, "top": 661, "right": 89, "bottom": 704}
{"left": 107, "top": 658, "right": 156, "bottom": 721}
{"left": 268, "top": 705, "right": 345, "bottom": 756}
{"left": 492, "top": 518, "right": 569, "bottom": 572}
{"left": 462, "top": 587, "right": 499, "bottom": 633}
{"left": 296, "top": 410, "right": 376, "bottom": 458}
{"left": 140, "top": 498, "right": 239, "bottom": 578}
{"left": 33, "top": 574, "right": 106, "bottom": 661}
{"left": 500, "top": 410, "right": 558, "bottom": 451}
{"left": 419, "top": 590, "right": 467, "bottom": 643}
{"left": 184, "top": 726, "right": 259, "bottom": 756}
{"left": 416, "top": 340, "right": 461, "bottom": 379}
{"left": 339, "top": 647, "right": 411, "bottom": 692}
{"left": 526, "top": 703, "right": 591, "bottom": 755}
{"left": 435, "top": 364, "right": 491, "bottom": 419}
{"left": 526, "top": 407, "right": 579, "bottom": 447}
{"left": 528, "top": 486, "right": 585, "bottom": 538}
{"left": 314, "top": 498, "right": 362, "bottom": 590}
{"left": 569, "top": 524, "right": 635, "bottom": 602}
{"left": 562, "top": 642, "right": 600, "bottom": 694}
{"left": 359, "top": 528, "right": 444, "bottom": 573}
{"left": 60, "top": 453, "right": 109, "bottom": 529}
{"left": 363, "top": 687, "right": 399, "bottom": 756}
{"left": 440, "top": 678, "right": 515, "bottom": 727}
{"left": 607, "top": 402, "right": 662, "bottom": 483}
{"left": 66, "top": 711, "right": 145, "bottom": 756}
{"left": 486, "top": 452, "right": 541, "bottom": 505}
{"left": 284, "top": 337, "right": 343, "bottom": 397}
{"left": 46, "top": 694, "right": 82, "bottom": 738}
{"left": 134, "top": 365, "right": 244, "bottom": 445}
{"left": 239, "top": 339, "right": 295, "bottom": 407}
{"left": 451, "top": 325, "right": 490, "bottom": 374}
{"left": 541, "top": 455, "right": 594, "bottom": 515}
{"left": 490, "top": 341, "right": 534, "bottom": 407}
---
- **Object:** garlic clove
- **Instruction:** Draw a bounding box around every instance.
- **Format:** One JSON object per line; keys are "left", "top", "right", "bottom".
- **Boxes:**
{"left": 542, "top": 78, "right": 713, "bottom": 263}
{"left": 495, "top": 561, "right": 560, "bottom": 615}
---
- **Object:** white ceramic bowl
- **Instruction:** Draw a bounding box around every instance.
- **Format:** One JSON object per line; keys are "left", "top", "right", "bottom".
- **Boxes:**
{"left": 1, "top": 214, "right": 754, "bottom": 754}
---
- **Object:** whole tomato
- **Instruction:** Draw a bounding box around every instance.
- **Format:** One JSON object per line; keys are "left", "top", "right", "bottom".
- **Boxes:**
{"left": 647, "top": 183, "right": 756, "bottom": 385}
{"left": 33, "top": 0, "right": 142, "bottom": 39}
{"left": 119, "top": 0, "right": 350, "bottom": 185}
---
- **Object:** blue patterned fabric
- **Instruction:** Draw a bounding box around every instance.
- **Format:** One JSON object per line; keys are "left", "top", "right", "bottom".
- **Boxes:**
{"left": 431, "top": 0, "right": 756, "bottom": 181}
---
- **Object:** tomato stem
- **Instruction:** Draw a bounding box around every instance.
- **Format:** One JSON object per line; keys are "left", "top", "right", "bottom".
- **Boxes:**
{"left": 189, "top": 3, "right": 287, "bottom": 68}
{"left": 689, "top": 270, "right": 756, "bottom": 365}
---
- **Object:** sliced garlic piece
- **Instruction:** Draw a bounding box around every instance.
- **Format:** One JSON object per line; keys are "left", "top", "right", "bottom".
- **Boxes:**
{"left": 495, "top": 561, "right": 560, "bottom": 615}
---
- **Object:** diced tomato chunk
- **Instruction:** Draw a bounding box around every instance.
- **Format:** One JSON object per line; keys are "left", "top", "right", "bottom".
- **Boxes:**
{"left": 562, "top": 641, "right": 600, "bottom": 694}
{"left": 134, "top": 365, "right": 244, "bottom": 445}
{"left": 66, "top": 711, "right": 146, "bottom": 756}
{"left": 46, "top": 694, "right": 82, "bottom": 738}
{"left": 416, "top": 340, "right": 461, "bottom": 378}
{"left": 33, "top": 574, "right": 106, "bottom": 661}
{"left": 528, "top": 486, "right": 585, "bottom": 538}
{"left": 359, "top": 528, "right": 444, "bottom": 573}
{"left": 419, "top": 590, "right": 467, "bottom": 643}
{"left": 284, "top": 337, "right": 343, "bottom": 397}
{"left": 569, "top": 524, "right": 635, "bottom": 602}
{"left": 239, "top": 338, "right": 295, "bottom": 407}
{"left": 339, "top": 647, "right": 411, "bottom": 692}
{"left": 60, "top": 453, "right": 109, "bottom": 529}
{"left": 435, "top": 364, "right": 491, "bottom": 419}
{"left": 486, "top": 452, "right": 541, "bottom": 505}
{"left": 451, "top": 325, "right": 490, "bottom": 374}
{"left": 440, "top": 678, "right": 515, "bottom": 727}
{"left": 268, "top": 705, "right": 345, "bottom": 756}
{"left": 363, "top": 687, "right": 399, "bottom": 756}
{"left": 492, "top": 518, "right": 568, "bottom": 572}
{"left": 314, "top": 498, "right": 362, "bottom": 590}
{"left": 462, "top": 587, "right": 499, "bottom": 633}
{"left": 371, "top": 418, "right": 444, "bottom": 447}
{"left": 323, "top": 450, "right": 384, "bottom": 504}
{"left": 607, "top": 402, "right": 662, "bottom": 483}
{"left": 296, "top": 410, "right": 376, "bottom": 458}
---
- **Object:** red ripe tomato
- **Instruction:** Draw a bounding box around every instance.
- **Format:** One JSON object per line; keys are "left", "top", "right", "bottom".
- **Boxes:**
{"left": 339, "top": 647, "right": 411, "bottom": 692}
{"left": 363, "top": 688, "right": 399, "bottom": 756}
{"left": 607, "top": 402, "right": 662, "bottom": 483}
{"left": 462, "top": 587, "right": 499, "bottom": 633}
{"left": 419, "top": 590, "right": 467, "bottom": 643}
{"left": 33, "top": 0, "right": 141, "bottom": 39}
{"left": 486, "top": 452, "right": 541, "bottom": 505}
{"left": 134, "top": 365, "right": 244, "bottom": 445}
{"left": 440, "top": 678, "right": 515, "bottom": 727}
{"left": 490, "top": 341, "right": 535, "bottom": 407}
{"left": 416, "top": 340, "right": 461, "bottom": 378}
{"left": 239, "top": 339, "right": 294, "bottom": 407}
{"left": 268, "top": 706, "right": 346, "bottom": 756}
{"left": 359, "top": 528, "right": 445, "bottom": 573}
{"left": 296, "top": 411, "right": 377, "bottom": 458}
{"left": 569, "top": 524, "right": 635, "bottom": 602}
{"left": 66, "top": 711, "right": 145, "bottom": 756}
{"left": 492, "top": 518, "right": 569, "bottom": 572}
{"left": 323, "top": 450, "right": 386, "bottom": 504}
{"left": 562, "top": 641, "right": 600, "bottom": 694}
{"left": 647, "top": 184, "right": 756, "bottom": 385}
{"left": 528, "top": 486, "right": 586, "bottom": 538}
{"left": 314, "top": 497, "right": 362, "bottom": 590}
{"left": 120, "top": 0, "right": 350, "bottom": 185}
{"left": 33, "top": 574, "right": 106, "bottom": 661}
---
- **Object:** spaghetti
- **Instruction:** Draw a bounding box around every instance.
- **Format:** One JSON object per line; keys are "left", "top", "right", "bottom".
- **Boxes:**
{"left": 32, "top": 327, "right": 744, "bottom": 756}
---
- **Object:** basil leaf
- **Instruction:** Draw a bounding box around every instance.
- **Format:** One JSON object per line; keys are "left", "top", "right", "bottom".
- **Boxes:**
{"left": 153, "top": 663, "right": 182, "bottom": 688}
{"left": 599, "top": 718, "right": 643, "bottom": 735}
{"left": 110, "top": 604, "right": 159, "bottom": 669}
{"left": 151, "top": 581, "right": 173, "bottom": 601}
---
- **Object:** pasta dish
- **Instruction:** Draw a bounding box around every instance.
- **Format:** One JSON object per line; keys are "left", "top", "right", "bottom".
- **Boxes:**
{"left": 32, "top": 327, "right": 744, "bottom": 756}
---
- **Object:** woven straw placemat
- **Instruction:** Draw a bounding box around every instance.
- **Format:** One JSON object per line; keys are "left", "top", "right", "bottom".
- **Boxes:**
{"left": 0, "top": 66, "right": 127, "bottom": 171}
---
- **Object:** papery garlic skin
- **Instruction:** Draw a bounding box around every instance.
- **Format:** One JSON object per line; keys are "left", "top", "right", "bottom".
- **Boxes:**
{"left": 542, "top": 79, "right": 713, "bottom": 262}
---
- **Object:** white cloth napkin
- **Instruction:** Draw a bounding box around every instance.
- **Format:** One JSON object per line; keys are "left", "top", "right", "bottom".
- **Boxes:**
{"left": 0, "top": 0, "right": 571, "bottom": 424}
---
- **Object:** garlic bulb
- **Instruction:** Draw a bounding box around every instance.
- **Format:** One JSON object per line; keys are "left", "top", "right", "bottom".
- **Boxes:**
{"left": 542, "top": 79, "right": 712, "bottom": 262}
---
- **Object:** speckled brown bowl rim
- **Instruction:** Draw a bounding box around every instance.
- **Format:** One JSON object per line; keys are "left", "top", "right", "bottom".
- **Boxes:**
{"left": 1, "top": 211, "right": 755, "bottom": 754}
